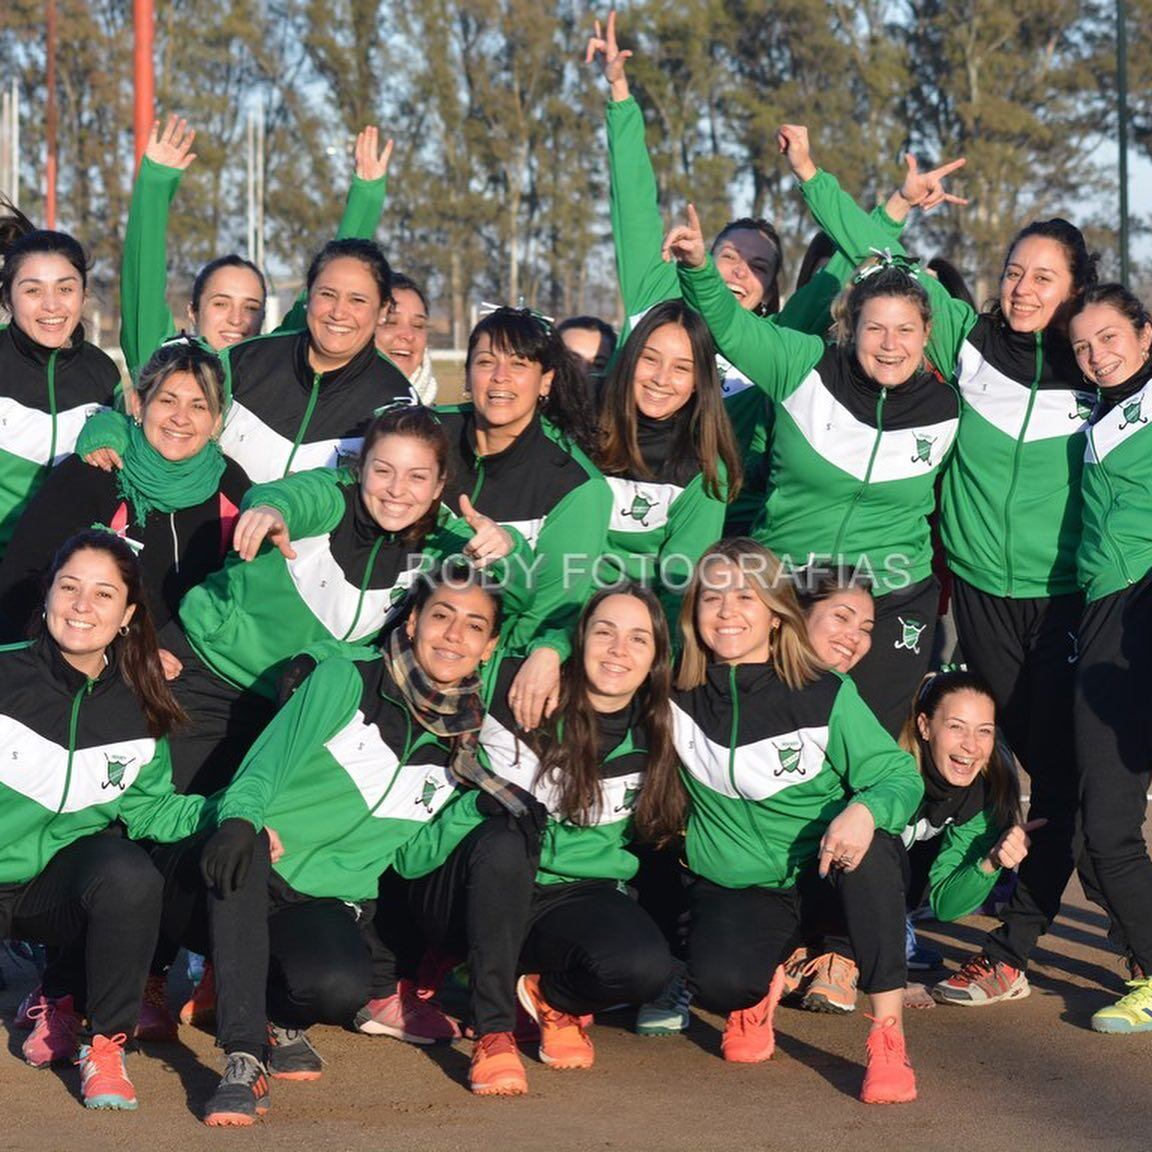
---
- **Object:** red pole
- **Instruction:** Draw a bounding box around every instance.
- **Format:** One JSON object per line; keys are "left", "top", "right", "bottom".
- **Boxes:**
{"left": 45, "top": 0, "right": 56, "bottom": 227}
{"left": 133, "top": 0, "right": 154, "bottom": 167}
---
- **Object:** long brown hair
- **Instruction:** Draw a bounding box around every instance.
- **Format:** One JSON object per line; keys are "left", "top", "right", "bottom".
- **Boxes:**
{"left": 41, "top": 530, "right": 187, "bottom": 738}
{"left": 898, "top": 670, "right": 1020, "bottom": 831}
{"left": 676, "top": 538, "right": 822, "bottom": 692}
{"left": 527, "top": 584, "right": 684, "bottom": 843}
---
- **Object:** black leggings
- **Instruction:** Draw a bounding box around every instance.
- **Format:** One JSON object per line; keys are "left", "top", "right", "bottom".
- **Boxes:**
{"left": 410, "top": 818, "right": 671, "bottom": 1033}
{"left": 1075, "top": 573, "right": 1152, "bottom": 971}
{"left": 688, "top": 831, "right": 907, "bottom": 1013}
{"left": 6, "top": 833, "right": 162, "bottom": 1038}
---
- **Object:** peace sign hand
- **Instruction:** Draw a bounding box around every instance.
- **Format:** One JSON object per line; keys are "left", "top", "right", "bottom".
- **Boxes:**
{"left": 585, "top": 10, "right": 632, "bottom": 100}
{"left": 900, "top": 154, "right": 968, "bottom": 212}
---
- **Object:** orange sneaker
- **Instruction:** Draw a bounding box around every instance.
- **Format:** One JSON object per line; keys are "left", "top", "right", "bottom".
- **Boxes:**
{"left": 469, "top": 1031, "right": 528, "bottom": 1096}
{"left": 179, "top": 961, "right": 217, "bottom": 1027}
{"left": 516, "top": 974, "right": 594, "bottom": 1070}
{"left": 721, "top": 964, "right": 785, "bottom": 1064}
{"left": 77, "top": 1033, "right": 137, "bottom": 1110}
{"left": 801, "top": 952, "right": 858, "bottom": 1014}
{"left": 860, "top": 1016, "right": 917, "bottom": 1104}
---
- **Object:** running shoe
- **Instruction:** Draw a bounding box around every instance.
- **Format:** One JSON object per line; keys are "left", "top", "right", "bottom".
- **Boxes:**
{"left": 266, "top": 1023, "right": 323, "bottom": 1081}
{"left": 353, "top": 979, "right": 460, "bottom": 1043}
{"left": 931, "top": 953, "right": 1029, "bottom": 1006}
{"left": 779, "top": 947, "right": 811, "bottom": 1001}
{"left": 1090, "top": 978, "right": 1152, "bottom": 1034}
{"left": 14, "top": 984, "right": 44, "bottom": 1030}
{"left": 77, "top": 1033, "right": 137, "bottom": 1110}
{"left": 469, "top": 1031, "right": 528, "bottom": 1096}
{"left": 179, "top": 961, "right": 217, "bottom": 1027}
{"left": 720, "top": 964, "right": 785, "bottom": 1064}
{"left": 22, "top": 993, "right": 81, "bottom": 1068}
{"left": 135, "top": 972, "right": 178, "bottom": 1041}
{"left": 203, "top": 1052, "right": 271, "bottom": 1126}
{"left": 516, "top": 974, "right": 594, "bottom": 1070}
{"left": 802, "top": 952, "right": 859, "bottom": 1014}
{"left": 859, "top": 1016, "right": 917, "bottom": 1104}
{"left": 635, "top": 960, "right": 692, "bottom": 1036}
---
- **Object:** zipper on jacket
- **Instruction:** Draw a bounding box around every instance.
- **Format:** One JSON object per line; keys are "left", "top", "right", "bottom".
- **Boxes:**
{"left": 1087, "top": 426, "right": 1134, "bottom": 587}
{"left": 169, "top": 513, "right": 180, "bottom": 573}
{"left": 831, "top": 388, "right": 886, "bottom": 561}
{"left": 339, "top": 535, "right": 386, "bottom": 641}
{"left": 283, "top": 372, "right": 321, "bottom": 476}
{"left": 1002, "top": 335, "right": 1042, "bottom": 596}
{"left": 46, "top": 349, "right": 60, "bottom": 467}
{"left": 54, "top": 679, "right": 92, "bottom": 815}
{"left": 726, "top": 665, "right": 741, "bottom": 796}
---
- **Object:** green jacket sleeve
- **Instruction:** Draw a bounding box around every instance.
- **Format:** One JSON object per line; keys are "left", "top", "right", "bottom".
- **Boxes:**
{"left": 826, "top": 677, "right": 923, "bottom": 834}
{"left": 606, "top": 96, "right": 680, "bottom": 326}
{"left": 278, "top": 175, "right": 388, "bottom": 333}
{"left": 120, "top": 157, "right": 181, "bottom": 379}
{"left": 241, "top": 466, "right": 350, "bottom": 536}
{"left": 798, "top": 169, "right": 977, "bottom": 380}
{"left": 118, "top": 740, "right": 218, "bottom": 842}
{"left": 75, "top": 409, "right": 132, "bottom": 462}
{"left": 657, "top": 470, "right": 726, "bottom": 631}
{"left": 216, "top": 656, "right": 363, "bottom": 830}
{"left": 925, "top": 807, "right": 1002, "bottom": 921}
{"left": 510, "top": 476, "right": 611, "bottom": 663}
{"left": 678, "top": 259, "right": 824, "bottom": 401}
{"left": 393, "top": 789, "right": 483, "bottom": 879}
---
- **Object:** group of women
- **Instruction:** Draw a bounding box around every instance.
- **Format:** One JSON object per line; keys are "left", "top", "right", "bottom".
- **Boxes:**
{"left": 1, "top": 5, "right": 1150, "bottom": 1131}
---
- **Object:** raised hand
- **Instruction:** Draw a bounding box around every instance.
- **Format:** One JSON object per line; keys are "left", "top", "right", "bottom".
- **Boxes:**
{"left": 899, "top": 153, "right": 968, "bottom": 211}
{"left": 146, "top": 115, "right": 197, "bottom": 171}
{"left": 232, "top": 504, "right": 296, "bottom": 562}
{"left": 354, "top": 125, "right": 394, "bottom": 182}
{"left": 585, "top": 10, "right": 632, "bottom": 99}
{"left": 986, "top": 817, "right": 1046, "bottom": 872}
{"left": 777, "top": 124, "right": 817, "bottom": 183}
{"left": 459, "top": 495, "right": 514, "bottom": 569}
{"left": 662, "top": 203, "right": 708, "bottom": 269}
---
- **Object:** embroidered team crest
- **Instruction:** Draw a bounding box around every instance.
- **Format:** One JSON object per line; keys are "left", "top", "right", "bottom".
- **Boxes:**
{"left": 415, "top": 775, "right": 444, "bottom": 814}
{"left": 614, "top": 784, "right": 641, "bottom": 813}
{"left": 893, "top": 617, "right": 927, "bottom": 655}
{"left": 102, "top": 752, "right": 135, "bottom": 790}
{"left": 1071, "top": 395, "right": 1094, "bottom": 421}
{"left": 773, "top": 744, "right": 804, "bottom": 777}
{"left": 1120, "top": 397, "right": 1148, "bottom": 430}
{"left": 910, "top": 432, "right": 937, "bottom": 465}
{"left": 621, "top": 493, "right": 658, "bottom": 526}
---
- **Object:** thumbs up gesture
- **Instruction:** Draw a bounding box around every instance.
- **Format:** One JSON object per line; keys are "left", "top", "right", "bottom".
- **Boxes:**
{"left": 460, "top": 495, "right": 514, "bottom": 569}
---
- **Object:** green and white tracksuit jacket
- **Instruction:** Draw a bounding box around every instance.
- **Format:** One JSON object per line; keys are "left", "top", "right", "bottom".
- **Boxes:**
{"left": 799, "top": 168, "right": 1092, "bottom": 598}
{"left": 678, "top": 257, "right": 960, "bottom": 594}
{"left": 119, "top": 154, "right": 389, "bottom": 377}
{"left": 0, "top": 637, "right": 214, "bottom": 886}
{"left": 0, "top": 324, "right": 117, "bottom": 555}
{"left": 396, "top": 655, "right": 649, "bottom": 885}
{"left": 1078, "top": 361, "right": 1152, "bottom": 603}
{"left": 902, "top": 801, "right": 1002, "bottom": 922}
{"left": 217, "top": 652, "right": 464, "bottom": 902}
{"left": 436, "top": 407, "right": 611, "bottom": 661}
{"left": 672, "top": 662, "right": 922, "bottom": 889}
{"left": 179, "top": 467, "right": 505, "bottom": 698}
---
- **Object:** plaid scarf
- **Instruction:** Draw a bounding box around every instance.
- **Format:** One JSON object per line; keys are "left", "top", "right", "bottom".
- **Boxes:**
{"left": 384, "top": 627, "right": 527, "bottom": 816}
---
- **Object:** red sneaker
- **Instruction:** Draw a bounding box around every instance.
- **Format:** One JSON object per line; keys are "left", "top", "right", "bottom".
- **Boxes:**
{"left": 516, "top": 974, "right": 594, "bottom": 1070}
{"left": 135, "top": 973, "right": 178, "bottom": 1041}
{"left": 860, "top": 1016, "right": 917, "bottom": 1104}
{"left": 931, "top": 953, "right": 1029, "bottom": 1006}
{"left": 77, "top": 1033, "right": 137, "bottom": 1110}
{"left": 353, "top": 979, "right": 461, "bottom": 1043}
{"left": 22, "top": 993, "right": 81, "bottom": 1068}
{"left": 470, "top": 1031, "right": 528, "bottom": 1096}
{"left": 720, "top": 964, "right": 786, "bottom": 1064}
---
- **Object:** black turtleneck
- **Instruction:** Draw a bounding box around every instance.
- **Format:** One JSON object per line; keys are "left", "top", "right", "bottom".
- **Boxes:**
{"left": 1093, "top": 356, "right": 1152, "bottom": 421}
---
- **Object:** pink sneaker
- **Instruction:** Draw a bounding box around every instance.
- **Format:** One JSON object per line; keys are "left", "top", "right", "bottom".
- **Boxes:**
{"left": 14, "top": 984, "right": 45, "bottom": 1031}
{"left": 23, "top": 994, "right": 82, "bottom": 1068}
{"left": 353, "top": 979, "right": 461, "bottom": 1043}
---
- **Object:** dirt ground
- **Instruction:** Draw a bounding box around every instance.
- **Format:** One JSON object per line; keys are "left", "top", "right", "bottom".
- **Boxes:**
{"left": 0, "top": 870, "right": 1143, "bottom": 1152}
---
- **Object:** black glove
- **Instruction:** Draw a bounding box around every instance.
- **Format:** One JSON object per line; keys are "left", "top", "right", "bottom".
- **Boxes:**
{"left": 200, "top": 819, "right": 259, "bottom": 897}
{"left": 476, "top": 784, "right": 550, "bottom": 852}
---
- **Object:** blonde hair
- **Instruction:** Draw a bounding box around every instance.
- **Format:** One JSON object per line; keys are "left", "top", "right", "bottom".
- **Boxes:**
{"left": 676, "top": 538, "right": 823, "bottom": 691}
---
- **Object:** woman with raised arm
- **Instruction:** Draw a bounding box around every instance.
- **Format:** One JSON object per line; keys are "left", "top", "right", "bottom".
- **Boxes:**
{"left": 666, "top": 201, "right": 960, "bottom": 737}
{"left": 774, "top": 124, "right": 1099, "bottom": 1008}
{"left": 673, "top": 539, "right": 922, "bottom": 1103}
{"left": 436, "top": 307, "right": 611, "bottom": 732}
{"left": 0, "top": 204, "right": 118, "bottom": 556}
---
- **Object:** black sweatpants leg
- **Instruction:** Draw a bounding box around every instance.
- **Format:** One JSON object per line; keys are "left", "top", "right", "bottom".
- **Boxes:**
{"left": 1075, "top": 575, "right": 1152, "bottom": 971}
{"left": 631, "top": 839, "right": 690, "bottom": 959}
{"left": 851, "top": 577, "right": 939, "bottom": 738}
{"left": 10, "top": 834, "right": 163, "bottom": 1037}
{"left": 266, "top": 883, "right": 373, "bottom": 1029}
{"left": 151, "top": 831, "right": 272, "bottom": 1056}
{"left": 521, "top": 881, "right": 672, "bottom": 1017}
{"left": 952, "top": 577, "right": 1083, "bottom": 970}
{"left": 408, "top": 818, "right": 536, "bottom": 1035}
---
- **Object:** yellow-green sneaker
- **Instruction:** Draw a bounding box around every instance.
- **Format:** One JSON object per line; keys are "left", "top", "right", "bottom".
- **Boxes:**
{"left": 1091, "top": 978, "right": 1152, "bottom": 1034}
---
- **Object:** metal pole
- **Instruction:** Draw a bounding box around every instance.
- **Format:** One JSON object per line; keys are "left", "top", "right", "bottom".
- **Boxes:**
{"left": 255, "top": 107, "right": 264, "bottom": 272}
{"left": 1118, "top": 0, "right": 1129, "bottom": 286}
{"left": 45, "top": 0, "right": 57, "bottom": 227}
{"left": 246, "top": 110, "right": 255, "bottom": 262}
{"left": 11, "top": 79, "right": 19, "bottom": 208}
{"left": 133, "top": 0, "right": 154, "bottom": 166}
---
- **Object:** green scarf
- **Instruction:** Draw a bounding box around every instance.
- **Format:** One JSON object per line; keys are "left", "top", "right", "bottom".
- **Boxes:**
{"left": 116, "top": 418, "right": 227, "bottom": 523}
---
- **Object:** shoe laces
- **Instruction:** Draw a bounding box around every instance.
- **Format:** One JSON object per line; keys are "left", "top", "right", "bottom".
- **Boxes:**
{"left": 220, "top": 1051, "right": 267, "bottom": 1087}
{"left": 77, "top": 1032, "right": 129, "bottom": 1074}
{"left": 27, "top": 995, "right": 78, "bottom": 1035}
{"left": 1117, "top": 977, "right": 1152, "bottom": 1005}
{"left": 475, "top": 1031, "right": 518, "bottom": 1058}
{"left": 269, "top": 1023, "right": 321, "bottom": 1058}
{"left": 954, "top": 953, "right": 997, "bottom": 984}
{"left": 864, "top": 1015, "right": 906, "bottom": 1063}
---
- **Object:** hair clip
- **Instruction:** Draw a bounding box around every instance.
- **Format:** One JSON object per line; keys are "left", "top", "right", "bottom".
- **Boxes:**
{"left": 89, "top": 522, "right": 144, "bottom": 555}
{"left": 478, "top": 299, "right": 556, "bottom": 331}
{"left": 372, "top": 398, "right": 438, "bottom": 423}
{"left": 852, "top": 248, "right": 922, "bottom": 284}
